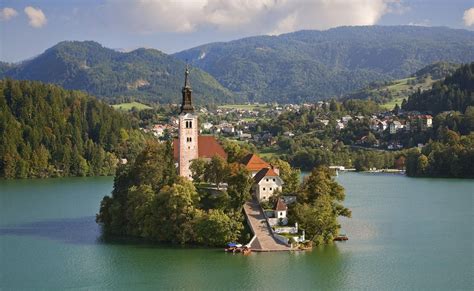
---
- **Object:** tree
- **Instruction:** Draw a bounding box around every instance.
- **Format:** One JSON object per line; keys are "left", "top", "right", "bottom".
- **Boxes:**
{"left": 204, "top": 155, "right": 230, "bottom": 189}
{"left": 289, "top": 166, "right": 350, "bottom": 245}
{"left": 195, "top": 209, "right": 243, "bottom": 246}
{"left": 190, "top": 158, "right": 207, "bottom": 183}
{"left": 416, "top": 154, "right": 429, "bottom": 176}
{"left": 125, "top": 184, "right": 156, "bottom": 237}
{"left": 226, "top": 163, "right": 252, "bottom": 211}
{"left": 300, "top": 166, "right": 346, "bottom": 204}
{"left": 152, "top": 177, "right": 200, "bottom": 244}
{"left": 292, "top": 195, "right": 339, "bottom": 245}
{"left": 270, "top": 158, "right": 300, "bottom": 195}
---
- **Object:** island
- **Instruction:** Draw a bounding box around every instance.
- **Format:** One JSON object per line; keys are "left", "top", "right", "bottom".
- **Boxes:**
{"left": 96, "top": 68, "right": 351, "bottom": 249}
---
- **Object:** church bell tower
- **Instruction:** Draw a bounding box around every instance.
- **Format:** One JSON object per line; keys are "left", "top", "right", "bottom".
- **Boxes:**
{"left": 178, "top": 65, "right": 199, "bottom": 179}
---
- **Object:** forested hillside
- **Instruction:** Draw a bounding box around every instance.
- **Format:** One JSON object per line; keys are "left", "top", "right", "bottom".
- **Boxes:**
{"left": 0, "top": 79, "right": 148, "bottom": 178}
{"left": 342, "top": 62, "right": 460, "bottom": 106}
{"left": 403, "top": 63, "right": 474, "bottom": 114}
{"left": 1, "top": 41, "right": 235, "bottom": 104}
{"left": 175, "top": 26, "right": 474, "bottom": 103}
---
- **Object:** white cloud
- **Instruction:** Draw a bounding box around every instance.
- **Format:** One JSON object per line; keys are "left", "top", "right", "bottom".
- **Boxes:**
{"left": 104, "top": 0, "right": 403, "bottom": 35}
{"left": 463, "top": 7, "right": 474, "bottom": 27}
{"left": 0, "top": 7, "right": 18, "bottom": 21}
{"left": 408, "top": 19, "right": 431, "bottom": 27}
{"left": 24, "top": 6, "right": 47, "bottom": 28}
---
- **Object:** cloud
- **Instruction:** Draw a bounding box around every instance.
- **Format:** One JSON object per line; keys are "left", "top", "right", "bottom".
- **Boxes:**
{"left": 464, "top": 7, "right": 474, "bottom": 27}
{"left": 24, "top": 6, "right": 47, "bottom": 28}
{"left": 0, "top": 7, "right": 18, "bottom": 21}
{"left": 408, "top": 19, "right": 431, "bottom": 27}
{"left": 104, "top": 0, "right": 403, "bottom": 35}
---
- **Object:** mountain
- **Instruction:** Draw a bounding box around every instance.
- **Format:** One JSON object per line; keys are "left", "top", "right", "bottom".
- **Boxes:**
{"left": 175, "top": 26, "right": 474, "bottom": 103}
{"left": 341, "top": 62, "right": 461, "bottom": 108}
{"left": 1, "top": 41, "right": 235, "bottom": 104}
{"left": 0, "top": 79, "right": 148, "bottom": 178}
{"left": 402, "top": 62, "right": 474, "bottom": 114}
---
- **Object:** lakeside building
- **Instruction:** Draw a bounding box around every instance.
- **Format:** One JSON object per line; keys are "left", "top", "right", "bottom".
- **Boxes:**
{"left": 253, "top": 167, "right": 283, "bottom": 201}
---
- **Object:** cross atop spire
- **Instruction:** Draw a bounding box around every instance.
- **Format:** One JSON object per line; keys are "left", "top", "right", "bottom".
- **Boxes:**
{"left": 180, "top": 64, "right": 194, "bottom": 114}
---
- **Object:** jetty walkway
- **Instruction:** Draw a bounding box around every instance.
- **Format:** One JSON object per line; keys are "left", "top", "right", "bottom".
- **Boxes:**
{"left": 243, "top": 199, "right": 291, "bottom": 252}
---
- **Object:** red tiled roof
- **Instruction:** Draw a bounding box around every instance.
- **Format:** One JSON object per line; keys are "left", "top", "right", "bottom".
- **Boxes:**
{"left": 173, "top": 136, "right": 227, "bottom": 161}
{"left": 241, "top": 154, "right": 270, "bottom": 172}
{"left": 275, "top": 199, "right": 287, "bottom": 211}
{"left": 253, "top": 167, "right": 280, "bottom": 184}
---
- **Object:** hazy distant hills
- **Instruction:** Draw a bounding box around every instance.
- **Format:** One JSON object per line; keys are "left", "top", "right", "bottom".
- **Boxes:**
{"left": 175, "top": 26, "right": 474, "bottom": 103}
{"left": 0, "top": 41, "right": 235, "bottom": 104}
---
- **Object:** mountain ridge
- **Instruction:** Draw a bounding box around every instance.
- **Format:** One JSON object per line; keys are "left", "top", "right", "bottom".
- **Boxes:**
{"left": 1, "top": 41, "right": 235, "bottom": 104}
{"left": 175, "top": 25, "right": 474, "bottom": 103}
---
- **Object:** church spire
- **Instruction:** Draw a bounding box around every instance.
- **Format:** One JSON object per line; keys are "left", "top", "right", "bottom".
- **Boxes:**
{"left": 180, "top": 64, "right": 194, "bottom": 114}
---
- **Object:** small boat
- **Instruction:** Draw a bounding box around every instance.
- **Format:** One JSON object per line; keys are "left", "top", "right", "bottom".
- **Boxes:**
{"left": 334, "top": 234, "right": 348, "bottom": 241}
{"left": 225, "top": 243, "right": 243, "bottom": 252}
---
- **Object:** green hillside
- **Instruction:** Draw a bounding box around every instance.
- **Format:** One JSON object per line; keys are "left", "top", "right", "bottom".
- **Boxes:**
{"left": 1, "top": 41, "right": 235, "bottom": 104}
{"left": 175, "top": 26, "right": 474, "bottom": 103}
{"left": 342, "top": 62, "right": 461, "bottom": 109}
{"left": 403, "top": 62, "right": 474, "bottom": 114}
{"left": 0, "top": 79, "right": 148, "bottom": 178}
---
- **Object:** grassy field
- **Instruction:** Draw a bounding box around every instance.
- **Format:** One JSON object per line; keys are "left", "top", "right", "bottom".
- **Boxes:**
{"left": 218, "top": 104, "right": 270, "bottom": 110}
{"left": 379, "top": 76, "right": 435, "bottom": 110}
{"left": 381, "top": 97, "right": 405, "bottom": 110}
{"left": 112, "top": 102, "right": 152, "bottom": 111}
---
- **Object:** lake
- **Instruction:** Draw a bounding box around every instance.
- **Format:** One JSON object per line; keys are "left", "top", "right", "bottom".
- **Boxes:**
{"left": 1, "top": 173, "right": 473, "bottom": 290}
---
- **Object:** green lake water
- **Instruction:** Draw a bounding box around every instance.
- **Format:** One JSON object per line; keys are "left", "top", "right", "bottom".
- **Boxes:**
{"left": 1, "top": 173, "right": 473, "bottom": 290}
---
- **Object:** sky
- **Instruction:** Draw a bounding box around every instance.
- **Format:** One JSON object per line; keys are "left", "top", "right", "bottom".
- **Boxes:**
{"left": 1, "top": 0, "right": 474, "bottom": 63}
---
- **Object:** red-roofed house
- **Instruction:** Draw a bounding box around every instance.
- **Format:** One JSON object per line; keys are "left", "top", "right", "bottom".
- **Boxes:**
{"left": 253, "top": 167, "right": 283, "bottom": 201}
{"left": 241, "top": 153, "right": 272, "bottom": 176}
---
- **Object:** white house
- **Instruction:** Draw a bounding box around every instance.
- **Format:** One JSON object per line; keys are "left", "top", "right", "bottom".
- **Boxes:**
{"left": 253, "top": 167, "right": 283, "bottom": 201}
{"left": 274, "top": 198, "right": 287, "bottom": 220}
{"left": 336, "top": 122, "right": 345, "bottom": 130}
{"left": 389, "top": 120, "right": 402, "bottom": 134}
{"left": 202, "top": 122, "right": 213, "bottom": 130}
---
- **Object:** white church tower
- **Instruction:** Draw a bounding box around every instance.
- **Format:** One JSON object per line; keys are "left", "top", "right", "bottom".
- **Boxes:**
{"left": 178, "top": 65, "right": 199, "bottom": 179}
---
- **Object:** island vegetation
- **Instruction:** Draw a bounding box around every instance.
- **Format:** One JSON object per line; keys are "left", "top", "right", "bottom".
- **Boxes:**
{"left": 96, "top": 138, "right": 349, "bottom": 247}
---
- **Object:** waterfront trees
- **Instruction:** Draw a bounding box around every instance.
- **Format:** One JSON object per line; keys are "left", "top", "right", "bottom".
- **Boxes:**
{"left": 405, "top": 131, "right": 474, "bottom": 178}
{"left": 289, "top": 166, "right": 351, "bottom": 245}
{"left": 96, "top": 140, "right": 246, "bottom": 246}
{"left": 0, "top": 79, "right": 147, "bottom": 179}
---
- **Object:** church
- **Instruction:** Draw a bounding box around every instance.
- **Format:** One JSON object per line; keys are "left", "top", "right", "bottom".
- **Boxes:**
{"left": 173, "top": 66, "right": 227, "bottom": 179}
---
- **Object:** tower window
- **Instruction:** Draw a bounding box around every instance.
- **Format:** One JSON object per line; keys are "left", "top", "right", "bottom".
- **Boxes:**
{"left": 187, "top": 137, "right": 192, "bottom": 142}
{"left": 185, "top": 120, "right": 193, "bottom": 129}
